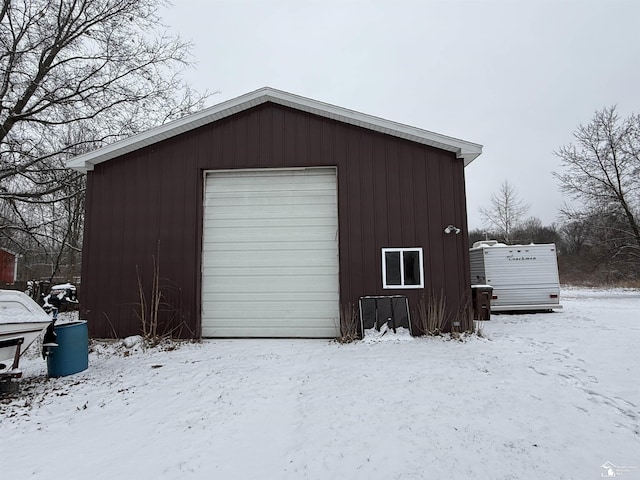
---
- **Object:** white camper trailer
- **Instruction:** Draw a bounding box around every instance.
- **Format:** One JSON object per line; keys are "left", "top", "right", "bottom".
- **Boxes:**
{"left": 469, "top": 241, "right": 562, "bottom": 312}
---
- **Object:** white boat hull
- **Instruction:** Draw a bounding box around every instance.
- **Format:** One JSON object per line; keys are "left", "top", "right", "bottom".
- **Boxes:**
{"left": 0, "top": 323, "right": 51, "bottom": 371}
{"left": 0, "top": 290, "right": 53, "bottom": 374}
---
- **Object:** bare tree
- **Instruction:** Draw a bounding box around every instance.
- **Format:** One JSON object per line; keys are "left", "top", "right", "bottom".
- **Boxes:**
{"left": 479, "top": 180, "right": 530, "bottom": 243}
{"left": 510, "top": 217, "right": 560, "bottom": 245}
{"left": 0, "top": 0, "right": 209, "bottom": 279}
{"left": 554, "top": 106, "right": 640, "bottom": 260}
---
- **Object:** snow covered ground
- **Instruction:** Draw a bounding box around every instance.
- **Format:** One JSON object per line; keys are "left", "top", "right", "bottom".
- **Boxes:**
{"left": 1, "top": 287, "right": 639, "bottom": 479}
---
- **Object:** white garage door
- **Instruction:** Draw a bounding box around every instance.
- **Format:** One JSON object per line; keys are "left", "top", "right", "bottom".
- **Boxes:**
{"left": 201, "top": 168, "right": 339, "bottom": 337}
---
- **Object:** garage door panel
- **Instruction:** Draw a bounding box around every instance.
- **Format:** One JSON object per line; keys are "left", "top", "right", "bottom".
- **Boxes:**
{"left": 209, "top": 171, "right": 336, "bottom": 182}
{"left": 205, "top": 207, "right": 337, "bottom": 223}
{"left": 202, "top": 274, "right": 339, "bottom": 293}
{"left": 201, "top": 301, "right": 339, "bottom": 316}
{"left": 202, "top": 291, "right": 337, "bottom": 304}
{"left": 202, "top": 257, "right": 338, "bottom": 270}
{"left": 202, "top": 241, "right": 337, "bottom": 253}
{"left": 202, "top": 293, "right": 339, "bottom": 305}
{"left": 206, "top": 192, "right": 336, "bottom": 207}
{"left": 201, "top": 304, "right": 340, "bottom": 317}
{"left": 206, "top": 185, "right": 336, "bottom": 194}
{"left": 201, "top": 168, "right": 339, "bottom": 338}
{"left": 201, "top": 325, "right": 338, "bottom": 338}
{"left": 204, "top": 225, "right": 336, "bottom": 241}
{"left": 203, "top": 254, "right": 338, "bottom": 270}
{"left": 207, "top": 216, "right": 337, "bottom": 229}
{"left": 203, "top": 266, "right": 339, "bottom": 277}
{"left": 202, "top": 249, "right": 337, "bottom": 266}
{"left": 205, "top": 170, "right": 335, "bottom": 187}
{"left": 203, "top": 319, "right": 338, "bottom": 331}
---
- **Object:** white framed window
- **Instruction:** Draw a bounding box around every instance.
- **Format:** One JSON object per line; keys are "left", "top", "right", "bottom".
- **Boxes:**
{"left": 381, "top": 248, "right": 424, "bottom": 289}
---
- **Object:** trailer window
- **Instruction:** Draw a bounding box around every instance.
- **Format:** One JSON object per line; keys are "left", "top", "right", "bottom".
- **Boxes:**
{"left": 381, "top": 248, "right": 424, "bottom": 289}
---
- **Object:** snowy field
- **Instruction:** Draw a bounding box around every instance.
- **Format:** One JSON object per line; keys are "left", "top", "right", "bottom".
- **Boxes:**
{"left": 1, "top": 287, "right": 639, "bottom": 480}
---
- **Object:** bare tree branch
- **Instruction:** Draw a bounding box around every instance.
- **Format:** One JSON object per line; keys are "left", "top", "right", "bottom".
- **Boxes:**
{"left": 0, "top": 0, "right": 212, "bottom": 280}
{"left": 479, "top": 180, "right": 530, "bottom": 243}
{"left": 553, "top": 106, "right": 640, "bottom": 253}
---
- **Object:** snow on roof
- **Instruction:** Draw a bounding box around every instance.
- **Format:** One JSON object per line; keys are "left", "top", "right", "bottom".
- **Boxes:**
{"left": 471, "top": 241, "right": 557, "bottom": 249}
{"left": 66, "top": 87, "right": 483, "bottom": 173}
{"left": 471, "top": 240, "right": 505, "bottom": 249}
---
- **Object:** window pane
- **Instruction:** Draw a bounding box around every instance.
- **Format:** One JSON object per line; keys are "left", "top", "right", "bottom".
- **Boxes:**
{"left": 403, "top": 251, "right": 421, "bottom": 285}
{"left": 385, "top": 251, "right": 401, "bottom": 285}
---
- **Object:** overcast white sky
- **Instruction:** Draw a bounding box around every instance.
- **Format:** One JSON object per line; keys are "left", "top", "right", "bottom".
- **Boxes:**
{"left": 161, "top": 0, "right": 640, "bottom": 230}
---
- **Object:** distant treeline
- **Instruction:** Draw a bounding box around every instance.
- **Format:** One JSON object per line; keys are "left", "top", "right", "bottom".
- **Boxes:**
{"left": 470, "top": 215, "right": 640, "bottom": 288}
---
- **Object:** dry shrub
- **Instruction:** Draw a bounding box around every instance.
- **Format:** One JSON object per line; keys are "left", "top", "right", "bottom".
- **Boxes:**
{"left": 134, "top": 242, "right": 193, "bottom": 345}
{"left": 416, "top": 291, "right": 473, "bottom": 336}
{"left": 337, "top": 303, "right": 360, "bottom": 343}
{"left": 452, "top": 293, "right": 473, "bottom": 333}
{"left": 135, "top": 243, "right": 161, "bottom": 342}
{"left": 474, "top": 320, "right": 485, "bottom": 338}
{"left": 416, "top": 291, "right": 447, "bottom": 336}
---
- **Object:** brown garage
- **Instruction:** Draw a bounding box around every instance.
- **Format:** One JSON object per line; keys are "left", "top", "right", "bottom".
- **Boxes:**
{"left": 67, "top": 87, "right": 482, "bottom": 338}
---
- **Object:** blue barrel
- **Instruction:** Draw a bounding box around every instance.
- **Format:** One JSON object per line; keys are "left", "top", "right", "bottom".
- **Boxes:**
{"left": 47, "top": 321, "right": 89, "bottom": 377}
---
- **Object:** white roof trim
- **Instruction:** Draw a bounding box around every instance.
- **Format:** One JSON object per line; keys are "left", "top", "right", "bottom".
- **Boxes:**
{"left": 66, "top": 87, "right": 482, "bottom": 173}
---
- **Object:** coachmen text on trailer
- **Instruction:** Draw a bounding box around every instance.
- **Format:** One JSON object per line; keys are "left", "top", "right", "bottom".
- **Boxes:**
{"left": 469, "top": 241, "right": 562, "bottom": 312}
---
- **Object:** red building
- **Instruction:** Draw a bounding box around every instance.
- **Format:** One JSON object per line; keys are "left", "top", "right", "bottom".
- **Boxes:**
{"left": 0, "top": 248, "right": 17, "bottom": 284}
{"left": 67, "top": 88, "right": 482, "bottom": 338}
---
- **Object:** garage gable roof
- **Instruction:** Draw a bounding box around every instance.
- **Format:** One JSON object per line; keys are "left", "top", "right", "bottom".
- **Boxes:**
{"left": 66, "top": 87, "right": 482, "bottom": 172}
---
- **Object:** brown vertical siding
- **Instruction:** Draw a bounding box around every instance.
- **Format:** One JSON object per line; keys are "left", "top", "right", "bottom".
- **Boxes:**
{"left": 81, "top": 103, "right": 471, "bottom": 338}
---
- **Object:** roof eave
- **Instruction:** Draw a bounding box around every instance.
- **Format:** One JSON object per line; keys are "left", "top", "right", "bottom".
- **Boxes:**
{"left": 66, "top": 87, "right": 482, "bottom": 172}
